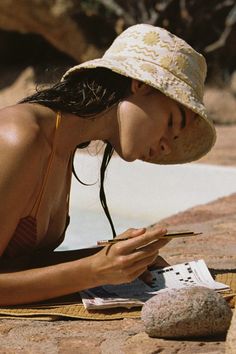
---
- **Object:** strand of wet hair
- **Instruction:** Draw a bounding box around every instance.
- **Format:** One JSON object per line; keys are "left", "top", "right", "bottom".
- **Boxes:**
{"left": 100, "top": 142, "right": 116, "bottom": 238}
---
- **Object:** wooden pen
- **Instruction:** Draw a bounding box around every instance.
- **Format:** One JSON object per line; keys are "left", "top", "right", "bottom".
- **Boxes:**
{"left": 97, "top": 231, "right": 202, "bottom": 246}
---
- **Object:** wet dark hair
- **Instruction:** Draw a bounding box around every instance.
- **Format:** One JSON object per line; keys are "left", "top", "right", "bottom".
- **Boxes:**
{"left": 20, "top": 68, "right": 132, "bottom": 237}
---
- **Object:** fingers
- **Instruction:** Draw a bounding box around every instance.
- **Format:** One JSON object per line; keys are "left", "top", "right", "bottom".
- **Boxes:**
{"left": 119, "top": 254, "right": 170, "bottom": 285}
{"left": 139, "top": 269, "right": 153, "bottom": 285}
{"left": 104, "top": 228, "right": 147, "bottom": 256}
{"left": 148, "top": 255, "right": 170, "bottom": 269}
{"left": 115, "top": 227, "right": 146, "bottom": 240}
{"left": 124, "top": 254, "right": 156, "bottom": 280}
{"left": 124, "top": 242, "right": 160, "bottom": 263}
{"left": 137, "top": 238, "right": 169, "bottom": 250}
{"left": 114, "top": 227, "right": 167, "bottom": 253}
{"left": 94, "top": 226, "right": 170, "bottom": 286}
{"left": 129, "top": 263, "right": 153, "bottom": 283}
{"left": 115, "top": 253, "right": 156, "bottom": 281}
{"left": 134, "top": 256, "right": 170, "bottom": 284}
{"left": 128, "top": 255, "right": 170, "bottom": 285}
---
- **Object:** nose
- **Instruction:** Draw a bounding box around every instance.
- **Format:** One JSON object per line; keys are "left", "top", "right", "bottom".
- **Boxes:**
{"left": 159, "top": 137, "right": 171, "bottom": 156}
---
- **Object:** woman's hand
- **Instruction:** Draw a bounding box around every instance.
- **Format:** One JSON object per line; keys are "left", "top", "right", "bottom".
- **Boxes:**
{"left": 138, "top": 255, "right": 170, "bottom": 285}
{"left": 90, "top": 225, "right": 170, "bottom": 286}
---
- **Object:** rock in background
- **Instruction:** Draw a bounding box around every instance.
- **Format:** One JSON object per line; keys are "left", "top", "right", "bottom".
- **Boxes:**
{"left": 0, "top": 67, "right": 36, "bottom": 108}
{"left": 0, "top": 0, "right": 235, "bottom": 79}
{"left": 0, "top": 0, "right": 103, "bottom": 63}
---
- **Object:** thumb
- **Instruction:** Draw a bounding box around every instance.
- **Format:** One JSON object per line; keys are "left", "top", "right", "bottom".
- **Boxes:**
{"left": 139, "top": 269, "right": 153, "bottom": 285}
{"left": 149, "top": 255, "right": 170, "bottom": 270}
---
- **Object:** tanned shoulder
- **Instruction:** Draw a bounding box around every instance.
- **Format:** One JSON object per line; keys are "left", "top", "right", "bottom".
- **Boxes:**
{"left": 0, "top": 104, "right": 41, "bottom": 150}
{"left": 0, "top": 104, "right": 46, "bottom": 252}
{"left": 0, "top": 104, "right": 45, "bottom": 199}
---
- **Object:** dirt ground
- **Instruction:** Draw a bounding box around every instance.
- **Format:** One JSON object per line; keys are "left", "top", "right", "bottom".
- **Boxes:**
{"left": 0, "top": 68, "right": 235, "bottom": 353}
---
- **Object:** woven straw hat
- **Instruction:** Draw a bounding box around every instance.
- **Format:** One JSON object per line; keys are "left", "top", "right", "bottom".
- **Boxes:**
{"left": 62, "top": 24, "right": 216, "bottom": 164}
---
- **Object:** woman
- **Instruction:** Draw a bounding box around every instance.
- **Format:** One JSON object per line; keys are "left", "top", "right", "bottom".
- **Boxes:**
{"left": 0, "top": 24, "right": 216, "bottom": 305}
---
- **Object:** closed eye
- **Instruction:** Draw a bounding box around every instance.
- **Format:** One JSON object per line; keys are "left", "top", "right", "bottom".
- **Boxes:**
{"left": 168, "top": 113, "right": 173, "bottom": 128}
{"left": 177, "top": 104, "right": 186, "bottom": 129}
{"left": 168, "top": 112, "right": 178, "bottom": 140}
{"left": 168, "top": 105, "right": 186, "bottom": 140}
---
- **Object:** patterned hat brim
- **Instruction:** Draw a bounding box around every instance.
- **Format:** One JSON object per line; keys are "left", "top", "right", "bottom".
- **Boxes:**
{"left": 62, "top": 57, "right": 216, "bottom": 165}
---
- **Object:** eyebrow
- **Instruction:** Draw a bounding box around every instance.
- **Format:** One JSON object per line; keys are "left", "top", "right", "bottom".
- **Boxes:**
{"left": 177, "top": 104, "right": 186, "bottom": 130}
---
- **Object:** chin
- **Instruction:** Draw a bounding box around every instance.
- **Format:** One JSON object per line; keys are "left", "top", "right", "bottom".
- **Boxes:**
{"left": 123, "top": 154, "right": 138, "bottom": 162}
{"left": 114, "top": 145, "right": 138, "bottom": 162}
{"left": 118, "top": 151, "right": 137, "bottom": 162}
{"left": 125, "top": 157, "right": 137, "bottom": 162}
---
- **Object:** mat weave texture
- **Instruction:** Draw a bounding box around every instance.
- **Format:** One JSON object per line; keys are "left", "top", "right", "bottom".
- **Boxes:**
{"left": 0, "top": 271, "right": 234, "bottom": 321}
{"left": 215, "top": 272, "right": 236, "bottom": 308}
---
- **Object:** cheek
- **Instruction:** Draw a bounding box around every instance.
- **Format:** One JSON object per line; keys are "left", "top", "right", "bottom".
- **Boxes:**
{"left": 118, "top": 131, "right": 140, "bottom": 161}
{"left": 117, "top": 102, "right": 149, "bottom": 159}
{"left": 119, "top": 101, "right": 154, "bottom": 137}
{"left": 117, "top": 100, "right": 167, "bottom": 160}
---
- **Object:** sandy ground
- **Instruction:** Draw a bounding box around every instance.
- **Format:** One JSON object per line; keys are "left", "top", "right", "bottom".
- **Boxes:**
{"left": 0, "top": 67, "right": 235, "bottom": 353}
{"left": 199, "top": 125, "right": 236, "bottom": 167}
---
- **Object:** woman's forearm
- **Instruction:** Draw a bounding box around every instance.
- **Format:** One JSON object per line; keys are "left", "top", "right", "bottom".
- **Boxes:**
{"left": 0, "top": 255, "right": 99, "bottom": 306}
{"left": 0, "top": 226, "right": 169, "bottom": 306}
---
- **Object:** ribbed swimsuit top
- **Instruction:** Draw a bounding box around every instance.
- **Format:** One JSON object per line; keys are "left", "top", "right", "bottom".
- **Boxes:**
{"left": 3, "top": 111, "right": 71, "bottom": 258}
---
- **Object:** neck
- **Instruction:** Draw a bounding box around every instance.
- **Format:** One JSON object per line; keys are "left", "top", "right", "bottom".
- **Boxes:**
{"left": 59, "top": 104, "right": 119, "bottom": 154}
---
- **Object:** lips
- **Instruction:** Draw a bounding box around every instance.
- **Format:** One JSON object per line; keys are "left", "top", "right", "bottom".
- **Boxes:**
{"left": 149, "top": 147, "right": 157, "bottom": 158}
{"left": 140, "top": 147, "right": 158, "bottom": 161}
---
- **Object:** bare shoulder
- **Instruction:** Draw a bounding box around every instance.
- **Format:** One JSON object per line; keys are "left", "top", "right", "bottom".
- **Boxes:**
{"left": 0, "top": 104, "right": 42, "bottom": 151}
{"left": 0, "top": 103, "right": 57, "bottom": 200}
{"left": 0, "top": 104, "right": 49, "bottom": 190}
{"left": 0, "top": 105, "right": 44, "bottom": 252}
{"left": 0, "top": 103, "right": 55, "bottom": 193}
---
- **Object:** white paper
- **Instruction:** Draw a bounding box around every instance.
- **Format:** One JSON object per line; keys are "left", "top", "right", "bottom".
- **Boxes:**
{"left": 80, "top": 259, "right": 230, "bottom": 309}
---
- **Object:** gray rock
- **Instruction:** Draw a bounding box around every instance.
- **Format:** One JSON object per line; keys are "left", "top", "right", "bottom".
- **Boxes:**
{"left": 141, "top": 286, "right": 232, "bottom": 339}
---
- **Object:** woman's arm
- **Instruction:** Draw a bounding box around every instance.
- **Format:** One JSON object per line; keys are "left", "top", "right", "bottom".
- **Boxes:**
{"left": 0, "top": 227, "right": 168, "bottom": 305}
{"left": 0, "top": 254, "right": 99, "bottom": 305}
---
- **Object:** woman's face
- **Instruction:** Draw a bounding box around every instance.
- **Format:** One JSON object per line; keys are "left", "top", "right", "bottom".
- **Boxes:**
{"left": 113, "top": 80, "right": 196, "bottom": 162}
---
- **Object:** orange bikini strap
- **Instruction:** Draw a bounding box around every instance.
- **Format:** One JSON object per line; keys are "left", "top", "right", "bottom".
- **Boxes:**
{"left": 55, "top": 110, "right": 61, "bottom": 129}
{"left": 30, "top": 111, "right": 62, "bottom": 217}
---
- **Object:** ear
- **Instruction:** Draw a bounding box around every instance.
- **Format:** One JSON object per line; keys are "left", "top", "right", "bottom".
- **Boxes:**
{"left": 131, "top": 79, "right": 153, "bottom": 95}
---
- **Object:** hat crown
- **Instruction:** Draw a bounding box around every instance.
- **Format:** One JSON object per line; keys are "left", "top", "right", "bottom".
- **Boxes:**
{"left": 103, "top": 24, "right": 206, "bottom": 100}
